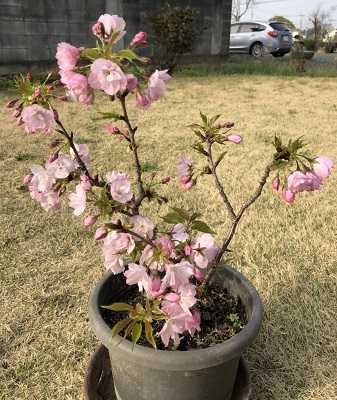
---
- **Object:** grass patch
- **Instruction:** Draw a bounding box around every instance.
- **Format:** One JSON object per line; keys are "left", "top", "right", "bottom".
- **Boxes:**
{"left": 1, "top": 74, "right": 337, "bottom": 400}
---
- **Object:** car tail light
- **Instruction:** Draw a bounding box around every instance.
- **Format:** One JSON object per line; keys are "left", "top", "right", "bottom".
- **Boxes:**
{"left": 267, "top": 31, "right": 278, "bottom": 38}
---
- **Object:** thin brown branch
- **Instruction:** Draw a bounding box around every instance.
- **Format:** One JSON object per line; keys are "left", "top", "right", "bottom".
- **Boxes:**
{"left": 118, "top": 95, "right": 146, "bottom": 213}
{"left": 206, "top": 140, "right": 236, "bottom": 220}
{"left": 200, "top": 161, "right": 274, "bottom": 292}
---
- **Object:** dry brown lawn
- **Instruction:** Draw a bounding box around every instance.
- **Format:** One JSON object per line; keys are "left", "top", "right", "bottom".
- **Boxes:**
{"left": 0, "top": 74, "right": 337, "bottom": 400}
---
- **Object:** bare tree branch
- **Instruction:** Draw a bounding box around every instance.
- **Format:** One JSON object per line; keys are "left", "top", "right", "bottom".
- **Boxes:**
{"left": 232, "top": 0, "right": 255, "bottom": 22}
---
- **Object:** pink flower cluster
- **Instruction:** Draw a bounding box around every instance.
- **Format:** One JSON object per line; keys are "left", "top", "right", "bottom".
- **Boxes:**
{"left": 273, "top": 156, "right": 334, "bottom": 203}
{"left": 136, "top": 70, "right": 171, "bottom": 109}
{"left": 102, "top": 216, "right": 219, "bottom": 347}
{"left": 21, "top": 104, "right": 55, "bottom": 134}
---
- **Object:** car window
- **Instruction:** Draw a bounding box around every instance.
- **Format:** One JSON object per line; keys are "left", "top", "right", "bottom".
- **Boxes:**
{"left": 231, "top": 24, "right": 240, "bottom": 34}
{"left": 252, "top": 24, "right": 266, "bottom": 32}
{"left": 269, "top": 22, "right": 290, "bottom": 32}
{"left": 239, "top": 23, "right": 261, "bottom": 33}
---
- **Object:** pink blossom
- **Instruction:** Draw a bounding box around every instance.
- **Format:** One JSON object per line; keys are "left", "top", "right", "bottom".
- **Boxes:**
{"left": 162, "top": 284, "right": 197, "bottom": 315}
{"left": 106, "top": 171, "right": 133, "bottom": 203}
{"left": 184, "top": 310, "right": 201, "bottom": 336}
{"left": 60, "top": 71, "right": 93, "bottom": 105}
{"left": 130, "top": 215, "right": 155, "bottom": 239}
{"left": 287, "top": 171, "right": 321, "bottom": 193}
{"left": 96, "top": 14, "right": 126, "bottom": 42}
{"left": 145, "top": 276, "right": 165, "bottom": 298}
{"left": 140, "top": 245, "right": 165, "bottom": 271}
{"left": 88, "top": 58, "right": 127, "bottom": 96}
{"left": 102, "top": 232, "right": 135, "bottom": 273}
{"left": 159, "top": 317, "right": 185, "bottom": 348}
{"left": 130, "top": 31, "right": 147, "bottom": 47}
{"left": 227, "top": 134, "right": 242, "bottom": 144}
{"left": 162, "top": 261, "right": 194, "bottom": 290}
{"left": 192, "top": 234, "right": 219, "bottom": 269}
{"left": 177, "top": 155, "right": 193, "bottom": 178}
{"left": 158, "top": 237, "right": 174, "bottom": 258}
{"left": 56, "top": 42, "right": 80, "bottom": 71}
{"left": 124, "top": 263, "right": 149, "bottom": 292}
{"left": 282, "top": 189, "right": 296, "bottom": 204}
{"left": 30, "top": 164, "right": 55, "bottom": 192}
{"left": 21, "top": 105, "right": 54, "bottom": 134}
{"left": 126, "top": 74, "right": 138, "bottom": 92}
{"left": 272, "top": 177, "right": 280, "bottom": 191}
{"left": 69, "top": 184, "right": 86, "bottom": 216}
{"left": 84, "top": 215, "right": 97, "bottom": 227}
{"left": 194, "top": 268, "right": 204, "bottom": 282}
{"left": 136, "top": 91, "right": 151, "bottom": 109}
{"left": 47, "top": 153, "right": 77, "bottom": 179}
{"left": 172, "top": 223, "right": 189, "bottom": 242}
{"left": 37, "top": 191, "right": 61, "bottom": 211}
{"left": 147, "top": 69, "right": 171, "bottom": 101}
{"left": 80, "top": 175, "right": 91, "bottom": 191}
{"left": 313, "top": 156, "right": 334, "bottom": 180}
{"left": 95, "top": 227, "right": 108, "bottom": 241}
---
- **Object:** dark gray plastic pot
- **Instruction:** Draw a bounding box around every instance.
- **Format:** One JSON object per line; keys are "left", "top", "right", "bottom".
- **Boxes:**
{"left": 88, "top": 265, "right": 263, "bottom": 400}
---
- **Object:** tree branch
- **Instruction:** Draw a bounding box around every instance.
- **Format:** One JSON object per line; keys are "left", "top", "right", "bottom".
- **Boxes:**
{"left": 206, "top": 140, "right": 237, "bottom": 220}
{"left": 118, "top": 95, "right": 147, "bottom": 213}
{"left": 200, "top": 160, "right": 274, "bottom": 292}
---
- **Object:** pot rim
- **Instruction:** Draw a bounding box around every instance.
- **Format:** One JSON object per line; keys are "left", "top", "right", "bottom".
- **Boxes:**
{"left": 88, "top": 265, "right": 263, "bottom": 370}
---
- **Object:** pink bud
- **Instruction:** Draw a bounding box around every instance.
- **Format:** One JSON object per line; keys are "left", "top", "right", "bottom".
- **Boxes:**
{"left": 80, "top": 175, "right": 91, "bottom": 191}
{"left": 46, "top": 84, "right": 54, "bottom": 91}
{"left": 136, "top": 91, "right": 151, "bottom": 109}
{"left": 52, "top": 109, "right": 59, "bottom": 121}
{"left": 126, "top": 74, "right": 138, "bottom": 92}
{"left": 47, "top": 153, "right": 58, "bottom": 164}
{"left": 227, "top": 134, "right": 242, "bottom": 144}
{"left": 161, "top": 176, "right": 171, "bottom": 184}
{"left": 92, "top": 22, "right": 103, "bottom": 37}
{"left": 130, "top": 31, "right": 148, "bottom": 47}
{"left": 33, "top": 87, "right": 41, "bottom": 98}
{"left": 194, "top": 268, "right": 204, "bottom": 282}
{"left": 225, "top": 122, "right": 235, "bottom": 128}
{"left": 48, "top": 141, "right": 59, "bottom": 149}
{"left": 180, "top": 176, "right": 193, "bottom": 190}
{"left": 272, "top": 177, "right": 280, "bottom": 191}
{"left": 282, "top": 189, "right": 295, "bottom": 204}
{"left": 84, "top": 215, "right": 97, "bottom": 227}
{"left": 165, "top": 292, "right": 180, "bottom": 302}
{"left": 6, "top": 99, "right": 18, "bottom": 108}
{"left": 105, "top": 123, "right": 120, "bottom": 135}
{"left": 26, "top": 72, "right": 33, "bottom": 81}
{"left": 184, "top": 244, "right": 192, "bottom": 256}
{"left": 95, "top": 227, "right": 108, "bottom": 240}
{"left": 23, "top": 174, "right": 33, "bottom": 185}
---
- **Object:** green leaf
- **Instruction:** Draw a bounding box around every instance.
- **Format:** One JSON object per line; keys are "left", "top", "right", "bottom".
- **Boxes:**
{"left": 171, "top": 207, "right": 190, "bottom": 221}
{"left": 101, "top": 303, "right": 133, "bottom": 312}
{"left": 81, "top": 48, "right": 102, "bottom": 60}
{"left": 111, "top": 318, "right": 131, "bottom": 337}
{"left": 191, "top": 220, "right": 216, "bottom": 234}
{"left": 116, "top": 48, "right": 138, "bottom": 62}
{"left": 200, "top": 111, "right": 208, "bottom": 126}
{"left": 132, "top": 322, "right": 143, "bottom": 345}
{"left": 214, "top": 151, "right": 227, "bottom": 169}
{"left": 209, "top": 114, "right": 221, "bottom": 126}
{"left": 144, "top": 321, "right": 157, "bottom": 349}
{"left": 92, "top": 111, "right": 123, "bottom": 122}
{"left": 162, "top": 212, "right": 185, "bottom": 224}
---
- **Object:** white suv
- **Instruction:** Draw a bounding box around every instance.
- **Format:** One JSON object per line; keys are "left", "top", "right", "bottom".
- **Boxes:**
{"left": 230, "top": 21, "right": 293, "bottom": 57}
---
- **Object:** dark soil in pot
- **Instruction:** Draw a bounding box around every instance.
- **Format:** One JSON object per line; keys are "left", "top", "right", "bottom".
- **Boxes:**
{"left": 100, "top": 274, "right": 247, "bottom": 351}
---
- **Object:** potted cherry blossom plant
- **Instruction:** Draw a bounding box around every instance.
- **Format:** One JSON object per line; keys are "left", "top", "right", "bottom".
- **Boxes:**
{"left": 6, "top": 13, "right": 334, "bottom": 400}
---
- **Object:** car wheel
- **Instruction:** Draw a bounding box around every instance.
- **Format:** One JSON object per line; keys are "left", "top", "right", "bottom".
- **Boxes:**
{"left": 250, "top": 43, "right": 264, "bottom": 58}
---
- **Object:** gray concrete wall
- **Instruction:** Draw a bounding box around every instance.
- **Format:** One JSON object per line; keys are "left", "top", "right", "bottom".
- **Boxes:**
{"left": 0, "top": 0, "right": 232, "bottom": 73}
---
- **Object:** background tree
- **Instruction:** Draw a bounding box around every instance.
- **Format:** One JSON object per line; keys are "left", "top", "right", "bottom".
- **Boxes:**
{"left": 269, "top": 16, "right": 296, "bottom": 30}
{"left": 308, "top": 6, "right": 330, "bottom": 48}
{"left": 231, "top": 0, "right": 255, "bottom": 22}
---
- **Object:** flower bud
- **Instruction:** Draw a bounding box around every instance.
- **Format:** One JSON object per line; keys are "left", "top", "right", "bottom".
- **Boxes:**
{"left": 130, "top": 31, "right": 147, "bottom": 47}
{"left": 47, "top": 153, "right": 58, "bottom": 164}
{"left": 23, "top": 174, "right": 33, "bottom": 185}
{"left": 80, "top": 175, "right": 91, "bottom": 191}
{"left": 92, "top": 22, "right": 103, "bottom": 38}
{"left": 33, "top": 87, "right": 41, "bottom": 98}
{"left": 52, "top": 108, "right": 59, "bottom": 121}
{"left": 84, "top": 215, "right": 97, "bottom": 227}
{"left": 227, "top": 134, "right": 242, "bottom": 144}
{"left": 105, "top": 123, "right": 120, "bottom": 135}
{"left": 26, "top": 72, "right": 33, "bottom": 81}
{"left": 180, "top": 176, "right": 193, "bottom": 190}
{"left": 282, "top": 189, "right": 295, "bottom": 204}
{"left": 184, "top": 244, "right": 192, "bottom": 256}
{"left": 46, "top": 84, "right": 54, "bottom": 91}
{"left": 272, "top": 177, "right": 280, "bottom": 191}
{"left": 136, "top": 91, "right": 151, "bottom": 109}
{"left": 161, "top": 176, "right": 171, "bottom": 184}
{"left": 194, "top": 268, "right": 204, "bottom": 282}
{"left": 95, "top": 227, "right": 108, "bottom": 240}
{"left": 6, "top": 99, "right": 18, "bottom": 109}
{"left": 126, "top": 74, "right": 138, "bottom": 92}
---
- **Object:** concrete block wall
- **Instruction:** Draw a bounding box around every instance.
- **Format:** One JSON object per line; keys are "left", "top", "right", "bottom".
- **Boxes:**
{"left": 0, "top": 0, "right": 232, "bottom": 72}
